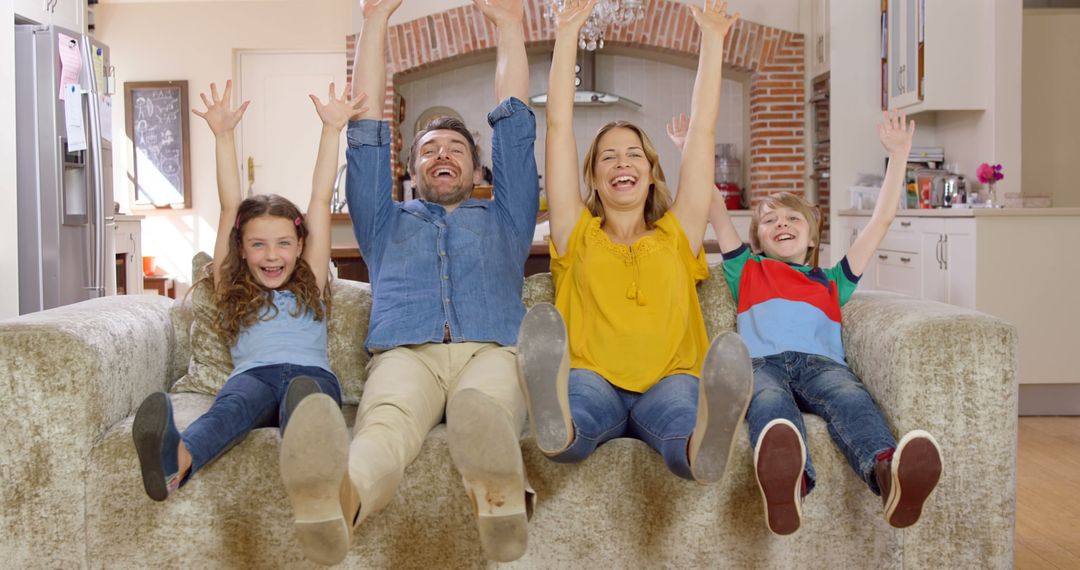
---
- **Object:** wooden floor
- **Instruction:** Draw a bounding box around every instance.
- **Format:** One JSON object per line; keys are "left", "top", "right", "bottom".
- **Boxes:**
{"left": 1016, "top": 417, "right": 1080, "bottom": 569}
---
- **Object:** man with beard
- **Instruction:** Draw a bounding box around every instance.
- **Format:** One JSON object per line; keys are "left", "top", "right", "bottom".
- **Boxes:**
{"left": 279, "top": 0, "right": 539, "bottom": 565}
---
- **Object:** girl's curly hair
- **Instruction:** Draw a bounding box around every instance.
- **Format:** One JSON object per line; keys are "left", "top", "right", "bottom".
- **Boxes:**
{"left": 199, "top": 194, "right": 330, "bottom": 345}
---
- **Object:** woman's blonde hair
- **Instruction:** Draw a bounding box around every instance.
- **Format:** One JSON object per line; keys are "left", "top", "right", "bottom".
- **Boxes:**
{"left": 197, "top": 194, "right": 329, "bottom": 346}
{"left": 581, "top": 121, "right": 672, "bottom": 229}
{"left": 749, "top": 191, "right": 821, "bottom": 265}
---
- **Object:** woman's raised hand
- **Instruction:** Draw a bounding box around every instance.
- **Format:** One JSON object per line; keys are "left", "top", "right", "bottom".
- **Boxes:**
{"left": 690, "top": 0, "right": 739, "bottom": 40}
{"left": 191, "top": 80, "right": 250, "bottom": 136}
{"left": 554, "top": 0, "right": 598, "bottom": 35}
{"left": 309, "top": 82, "right": 369, "bottom": 131}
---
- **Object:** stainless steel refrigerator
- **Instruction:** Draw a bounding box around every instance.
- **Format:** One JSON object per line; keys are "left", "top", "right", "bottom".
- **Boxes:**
{"left": 16, "top": 25, "right": 114, "bottom": 315}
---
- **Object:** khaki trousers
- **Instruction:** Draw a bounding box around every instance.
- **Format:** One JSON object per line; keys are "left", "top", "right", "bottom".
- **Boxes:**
{"left": 348, "top": 342, "right": 527, "bottom": 524}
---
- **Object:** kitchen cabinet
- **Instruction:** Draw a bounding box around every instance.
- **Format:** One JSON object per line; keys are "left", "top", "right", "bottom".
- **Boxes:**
{"left": 15, "top": 0, "right": 85, "bottom": 32}
{"left": 839, "top": 208, "right": 1080, "bottom": 386}
{"left": 882, "top": 0, "right": 988, "bottom": 114}
{"left": 114, "top": 216, "right": 143, "bottom": 296}
{"left": 810, "top": 0, "right": 830, "bottom": 78}
{"left": 13, "top": 0, "right": 84, "bottom": 32}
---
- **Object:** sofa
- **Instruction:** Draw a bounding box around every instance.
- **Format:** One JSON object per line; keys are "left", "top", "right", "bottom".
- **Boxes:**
{"left": 0, "top": 266, "right": 1018, "bottom": 569}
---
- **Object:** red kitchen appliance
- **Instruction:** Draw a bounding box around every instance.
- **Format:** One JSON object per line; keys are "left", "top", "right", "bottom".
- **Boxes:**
{"left": 714, "top": 143, "right": 744, "bottom": 209}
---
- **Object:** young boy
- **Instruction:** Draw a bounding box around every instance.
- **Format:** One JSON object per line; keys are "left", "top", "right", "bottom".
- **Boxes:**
{"left": 708, "top": 110, "right": 942, "bottom": 535}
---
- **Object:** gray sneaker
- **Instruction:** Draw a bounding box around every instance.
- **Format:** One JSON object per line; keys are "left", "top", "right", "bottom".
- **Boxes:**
{"left": 516, "top": 303, "right": 574, "bottom": 456}
{"left": 688, "top": 331, "right": 754, "bottom": 484}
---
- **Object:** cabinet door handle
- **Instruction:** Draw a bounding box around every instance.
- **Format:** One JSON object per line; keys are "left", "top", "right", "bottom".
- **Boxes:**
{"left": 935, "top": 234, "right": 944, "bottom": 270}
{"left": 878, "top": 254, "right": 889, "bottom": 261}
{"left": 900, "top": 221, "right": 911, "bottom": 228}
{"left": 941, "top": 234, "right": 948, "bottom": 270}
{"left": 900, "top": 256, "right": 911, "bottom": 263}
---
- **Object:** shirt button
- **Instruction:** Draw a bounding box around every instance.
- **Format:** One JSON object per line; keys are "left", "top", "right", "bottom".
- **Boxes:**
{"left": 444, "top": 298, "right": 450, "bottom": 303}
{"left": 441, "top": 275, "right": 448, "bottom": 280}
{"left": 439, "top": 251, "right": 446, "bottom": 256}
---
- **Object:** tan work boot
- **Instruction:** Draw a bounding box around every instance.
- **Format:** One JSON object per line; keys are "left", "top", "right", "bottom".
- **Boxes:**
{"left": 689, "top": 331, "right": 754, "bottom": 483}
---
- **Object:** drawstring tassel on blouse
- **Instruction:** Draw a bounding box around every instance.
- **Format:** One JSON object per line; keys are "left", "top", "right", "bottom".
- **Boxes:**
{"left": 626, "top": 245, "right": 647, "bottom": 306}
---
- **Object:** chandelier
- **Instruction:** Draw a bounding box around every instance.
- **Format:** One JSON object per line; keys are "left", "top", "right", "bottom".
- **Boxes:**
{"left": 543, "top": 0, "right": 647, "bottom": 51}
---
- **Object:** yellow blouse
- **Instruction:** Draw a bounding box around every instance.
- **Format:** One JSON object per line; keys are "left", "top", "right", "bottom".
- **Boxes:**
{"left": 550, "top": 208, "right": 710, "bottom": 393}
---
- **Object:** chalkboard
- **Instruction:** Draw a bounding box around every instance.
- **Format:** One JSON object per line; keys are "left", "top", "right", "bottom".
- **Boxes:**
{"left": 125, "top": 81, "right": 192, "bottom": 208}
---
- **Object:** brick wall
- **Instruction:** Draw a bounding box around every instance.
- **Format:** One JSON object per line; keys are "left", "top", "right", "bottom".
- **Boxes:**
{"left": 346, "top": 0, "right": 805, "bottom": 203}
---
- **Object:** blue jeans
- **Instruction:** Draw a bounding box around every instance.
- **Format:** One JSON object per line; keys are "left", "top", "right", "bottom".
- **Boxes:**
{"left": 747, "top": 352, "right": 895, "bottom": 495}
{"left": 181, "top": 364, "right": 341, "bottom": 478}
{"left": 551, "top": 369, "right": 699, "bottom": 480}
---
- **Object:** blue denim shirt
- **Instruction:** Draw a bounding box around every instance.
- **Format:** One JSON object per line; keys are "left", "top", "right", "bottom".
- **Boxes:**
{"left": 345, "top": 97, "right": 539, "bottom": 352}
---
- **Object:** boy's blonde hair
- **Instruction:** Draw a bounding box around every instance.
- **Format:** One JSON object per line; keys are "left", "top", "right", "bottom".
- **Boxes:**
{"left": 582, "top": 121, "right": 672, "bottom": 229}
{"left": 749, "top": 191, "right": 821, "bottom": 265}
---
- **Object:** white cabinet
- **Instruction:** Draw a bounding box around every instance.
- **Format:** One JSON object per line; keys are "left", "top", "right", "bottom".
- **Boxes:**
{"left": 882, "top": 0, "right": 988, "bottom": 114}
{"left": 14, "top": 0, "right": 84, "bottom": 32}
{"left": 113, "top": 217, "right": 144, "bottom": 296}
{"left": 810, "top": 0, "right": 830, "bottom": 78}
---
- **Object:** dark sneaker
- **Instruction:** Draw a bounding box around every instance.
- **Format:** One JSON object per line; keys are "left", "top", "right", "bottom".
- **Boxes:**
{"left": 281, "top": 376, "right": 322, "bottom": 433}
{"left": 280, "top": 394, "right": 352, "bottom": 566}
{"left": 689, "top": 331, "right": 754, "bottom": 483}
{"left": 877, "top": 430, "right": 942, "bottom": 528}
{"left": 132, "top": 392, "right": 182, "bottom": 502}
{"left": 516, "top": 303, "right": 574, "bottom": 456}
{"left": 754, "top": 418, "right": 806, "bottom": 535}
{"left": 447, "top": 388, "right": 529, "bottom": 562}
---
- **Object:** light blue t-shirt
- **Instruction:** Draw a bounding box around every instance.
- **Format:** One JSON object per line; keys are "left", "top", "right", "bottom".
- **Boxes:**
{"left": 229, "top": 290, "right": 332, "bottom": 377}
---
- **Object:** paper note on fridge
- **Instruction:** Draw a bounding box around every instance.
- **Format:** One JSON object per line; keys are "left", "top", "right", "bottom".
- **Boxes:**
{"left": 99, "top": 95, "right": 113, "bottom": 142}
{"left": 58, "top": 33, "right": 82, "bottom": 99}
{"left": 64, "top": 86, "right": 87, "bottom": 152}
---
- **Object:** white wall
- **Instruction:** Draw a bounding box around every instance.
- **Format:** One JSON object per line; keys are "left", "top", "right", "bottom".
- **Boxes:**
{"left": 96, "top": 0, "right": 351, "bottom": 287}
{"left": 1023, "top": 8, "right": 1080, "bottom": 207}
{"left": 2, "top": 0, "right": 19, "bottom": 319}
{"left": 372, "top": 0, "right": 801, "bottom": 33}
{"left": 397, "top": 54, "right": 747, "bottom": 196}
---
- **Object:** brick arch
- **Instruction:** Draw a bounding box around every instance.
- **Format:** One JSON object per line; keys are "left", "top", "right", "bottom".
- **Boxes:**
{"left": 347, "top": 0, "right": 805, "bottom": 200}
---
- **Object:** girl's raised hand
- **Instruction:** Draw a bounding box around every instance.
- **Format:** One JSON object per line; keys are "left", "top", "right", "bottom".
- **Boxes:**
{"left": 309, "top": 82, "right": 369, "bottom": 131}
{"left": 666, "top": 113, "right": 690, "bottom": 152}
{"left": 361, "top": 0, "right": 402, "bottom": 20}
{"left": 192, "top": 80, "right": 250, "bottom": 136}
{"left": 878, "top": 108, "right": 915, "bottom": 156}
{"left": 554, "top": 0, "right": 598, "bottom": 34}
{"left": 690, "top": 0, "right": 739, "bottom": 40}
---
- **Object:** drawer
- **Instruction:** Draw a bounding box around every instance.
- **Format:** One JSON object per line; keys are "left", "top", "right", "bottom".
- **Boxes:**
{"left": 878, "top": 218, "right": 920, "bottom": 253}
{"left": 872, "top": 250, "right": 920, "bottom": 298}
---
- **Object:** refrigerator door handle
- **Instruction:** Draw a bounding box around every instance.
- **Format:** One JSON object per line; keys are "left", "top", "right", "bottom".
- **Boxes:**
{"left": 83, "top": 71, "right": 108, "bottom": 298}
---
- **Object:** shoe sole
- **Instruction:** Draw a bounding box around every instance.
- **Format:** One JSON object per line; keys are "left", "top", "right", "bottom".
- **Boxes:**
{"left": 132, "top": 392, "right": 172, "bottom": 502}
{"left": 516, "top": 304, "right": 573, "bottom": 455}
{"left": 885, "top": 430, "right": 942, "bottom": 528}
{"left": 689, "top": 331, "right": 754, "bottom": 483}
{"left": 280, "top": 394, "right": 351, "bottom": 566}
{"left": 282, "top": 376, "right": 321, "bottom": 433}
{"left": 447, "top": 388, "right": 528, "bottom": 563}
{"left": 754, "top": 419, "right": 806, "bottom": 535}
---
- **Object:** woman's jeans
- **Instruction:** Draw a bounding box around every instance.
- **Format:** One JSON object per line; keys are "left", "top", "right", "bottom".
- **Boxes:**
{"left": 181, "top": 364, "right": 341, "bottom": 478}
{"left": 747, "top": 352, "right": 896, "bottom": 495}
{"left": 550, "top": 368, "right": 699, "bottom": 480}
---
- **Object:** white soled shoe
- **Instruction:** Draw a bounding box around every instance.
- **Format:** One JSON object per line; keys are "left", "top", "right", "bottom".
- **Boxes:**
{"left": 688, "top": 331, "right": 755, "bottom": 483}
{"left": 516, "top": 303, "right": 574, "bottom": 456}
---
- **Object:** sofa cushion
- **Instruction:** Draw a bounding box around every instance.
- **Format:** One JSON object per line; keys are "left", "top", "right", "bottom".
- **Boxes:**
{"left": 169, "top": 254, "right": 372, "bottom": 404}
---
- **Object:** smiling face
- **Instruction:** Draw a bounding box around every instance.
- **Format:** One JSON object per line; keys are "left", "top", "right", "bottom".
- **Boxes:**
{"left": 589, "top": 127, "right": 655, "bottom": 213}
{"left": 410, "top": 128, "right": 482, "bottom": 207}
{"left": 240, "top": 215, "right": 303, "bottom": 289}
{"left": 754, "top": 203, "right": 816, "bottom": 264}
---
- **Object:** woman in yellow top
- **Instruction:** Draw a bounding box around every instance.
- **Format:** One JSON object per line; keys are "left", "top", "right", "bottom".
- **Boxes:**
{"left": 517, "top": 0, "right": 752, "bottom": 483}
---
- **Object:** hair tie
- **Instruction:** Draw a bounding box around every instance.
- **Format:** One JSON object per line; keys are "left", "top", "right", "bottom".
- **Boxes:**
{"left": 294, "top": 216, "right": 302, "bottom": 226}
{"left": 234, "top": 218, "right": 241, "bottom": 229}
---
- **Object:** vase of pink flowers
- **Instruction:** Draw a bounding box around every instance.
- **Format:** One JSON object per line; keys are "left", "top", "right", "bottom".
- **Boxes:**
{"left": 976, "top": 162, "right": 1004, "bottom": 207}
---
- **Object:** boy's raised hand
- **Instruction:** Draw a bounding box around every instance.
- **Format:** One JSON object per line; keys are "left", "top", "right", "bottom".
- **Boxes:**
{"left": 878, "top": 108, "right": 915, "bottom": 157}
{"left": 361, "top": 0, "right": 402, "bottom": 20}
{"left": 554, "top": 0, "right": 598, "bottom": 34}
{"left": 666, "top": 113, "right": 690, "bottom": 152}
{"left": 472, "top": 0, "right": 523, "bottom": 26}
{"left": 690, "top": 0, "right": 739, "bottom": 39}
{"left": 309, "top": 82, "right": 369, "bottom": 131}
{"left": 192, "top": 80, "right": 250, "bottom": 136}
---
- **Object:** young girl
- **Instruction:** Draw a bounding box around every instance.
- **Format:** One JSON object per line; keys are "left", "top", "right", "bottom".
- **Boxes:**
{"left": 517, "top": 0, "right": 752, "bottom": 485}
{"left": 132, "top": 80, "right": 367, "bottom": 501}
{"left": 710, "top": 111, "right": 943, "bottom": 534}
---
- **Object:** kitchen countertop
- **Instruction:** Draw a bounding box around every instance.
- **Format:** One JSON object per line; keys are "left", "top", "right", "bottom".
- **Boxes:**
{"left": 837, "top": 207, "right": 1080, "bottom": 217}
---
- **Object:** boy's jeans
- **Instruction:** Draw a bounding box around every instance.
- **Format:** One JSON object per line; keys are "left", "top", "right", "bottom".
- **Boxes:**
{"left": 551, "top": 368, "right": 699, "bottom": 480}
{"left": 747, "top": 352, "right": 895, "bottom": 495}
{"left": 182, "top": 364, "right": 341, "bottom": 477}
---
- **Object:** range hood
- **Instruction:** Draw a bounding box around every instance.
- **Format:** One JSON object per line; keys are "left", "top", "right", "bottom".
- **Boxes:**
{"left": 530, "top": 51, "right": 641, "bottom": 109}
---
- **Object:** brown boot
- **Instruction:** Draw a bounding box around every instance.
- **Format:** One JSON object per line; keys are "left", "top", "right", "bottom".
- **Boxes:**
{"left": 876, "top": 430, "right": 943, "bottom": 528}
{"left": 754, "top": 418, "right": 806, "bottom": 535}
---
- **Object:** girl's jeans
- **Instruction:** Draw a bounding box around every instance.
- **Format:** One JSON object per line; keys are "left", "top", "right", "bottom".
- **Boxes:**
{"left": 550, "top": 368, "right": 699, "bottom": 480}
{"left": 181, "top": 363, "right": 341, "bottom": 478}
{"left": 747, "top": 352, "right": 895, "bottom": 495}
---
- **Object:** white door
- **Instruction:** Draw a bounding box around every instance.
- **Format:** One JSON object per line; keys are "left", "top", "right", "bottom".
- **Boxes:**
{"left": 238, "top": 51, "right": 348, "bottom": 211}
{"left": 942, "top": 219, "right": 975, "bottom": 309}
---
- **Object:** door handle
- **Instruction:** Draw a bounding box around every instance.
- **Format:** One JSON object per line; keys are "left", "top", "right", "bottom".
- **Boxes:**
{"left": 878, "top": 254, "right": 888, "bottom": 261}
{"left": 900, "top": 220, "right": 911, "bottom": 228}
{"left": 935, "top": 234, "right": 944, "bottom": 270}
{"left": 247, "top": 156, "right": 256, "bottom": 196}
{"left": 941, "top": 234, "right": 948, "bottom": 270}
{"left": 900, "top": 256, "right": 911, "bottom": 263}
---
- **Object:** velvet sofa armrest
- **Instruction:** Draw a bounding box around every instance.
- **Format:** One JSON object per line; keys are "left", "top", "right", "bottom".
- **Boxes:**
{"left": 0, "top": 295, "right": 178, "bottom": 569}
{"left": 841, "top": 291, "right": 1018, "bottom": 569}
